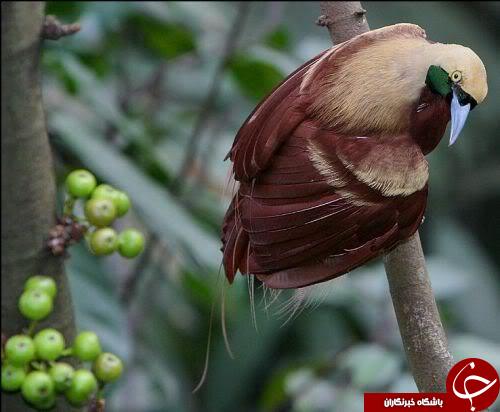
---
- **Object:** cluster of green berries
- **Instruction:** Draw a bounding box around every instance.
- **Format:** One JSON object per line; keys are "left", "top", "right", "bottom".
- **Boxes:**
{"left": 64, "top": 169, "right": 145, "bottom": 258}
{"left": 1, "top": 276, "right": 123, "bottom": 410}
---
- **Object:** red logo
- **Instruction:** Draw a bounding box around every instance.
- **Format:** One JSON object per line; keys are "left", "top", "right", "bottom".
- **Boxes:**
{"left": 446, "top": 358, "right": 499, "bottom": 412}
{"left": 364, "top": 358, "right": 499, "bottom": 411}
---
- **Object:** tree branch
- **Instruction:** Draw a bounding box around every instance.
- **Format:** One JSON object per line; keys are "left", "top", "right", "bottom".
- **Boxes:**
{"left": 317, "top": 1, "right": 368, "bottom": 44}
{"left": 42, "top": 15, "right": 80, "bottom": 40}
{"left": 383, "top": 232, "right": 454, "bottom": 391}
{"left": 1, "top": 2, "right": 77, "bottom": 410}
{"left": 318, "top": 1, "right": 454, "bottom": 392}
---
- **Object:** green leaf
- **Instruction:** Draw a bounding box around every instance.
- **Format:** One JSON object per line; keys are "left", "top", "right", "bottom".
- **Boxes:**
{"left": 264, "top": 26, "right": 291, "bottom": 51}
{"left": 228, "top": 55, "right": 285, "bottom": 101}
{"left": 46, "top": 1, "right": 84, "bottom": 20}
{"left": 181, "top": 270, "right": 215, "bottom": 308}
{"left": 43, "top": 51, "right": 80, "bottom": 95}
{"left": 260, "top": 368, "right": 296, "bottom": 411}
{"left": 128, "top": 15, "right": 196, "bottom": 59}
{"left": 77, "top": 52, "right": 112, "bottom": 78}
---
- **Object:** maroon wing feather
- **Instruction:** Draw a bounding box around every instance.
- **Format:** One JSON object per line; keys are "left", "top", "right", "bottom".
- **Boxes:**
{"left": 222, "top": 119, "right": 427, "bottom": 288}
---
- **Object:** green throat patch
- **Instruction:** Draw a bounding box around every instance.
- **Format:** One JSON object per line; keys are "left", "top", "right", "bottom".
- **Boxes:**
{"left": 425, "top": 65, "right": 452, "bottom": 96}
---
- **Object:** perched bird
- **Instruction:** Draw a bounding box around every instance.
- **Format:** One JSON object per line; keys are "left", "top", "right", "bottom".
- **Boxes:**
{"left": 221, "top": 23, "right": 487, "bottom": 290}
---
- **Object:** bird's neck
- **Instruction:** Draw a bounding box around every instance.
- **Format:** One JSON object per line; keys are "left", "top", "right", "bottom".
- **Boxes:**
{"left": 410, "top": 87, "right": 451, "bottom": 155}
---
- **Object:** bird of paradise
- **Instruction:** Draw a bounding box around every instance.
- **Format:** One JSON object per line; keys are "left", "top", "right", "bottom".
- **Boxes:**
{"left": 221, "top": 24, "right": 487, "bottom": 290}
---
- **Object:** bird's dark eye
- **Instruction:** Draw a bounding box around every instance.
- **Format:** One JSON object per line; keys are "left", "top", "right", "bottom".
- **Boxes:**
{"left": 451, "top": 70, "right": 462, "bottom": 83}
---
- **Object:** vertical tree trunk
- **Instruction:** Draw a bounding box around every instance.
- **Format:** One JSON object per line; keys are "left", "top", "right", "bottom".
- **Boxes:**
{"left": 1, "top": 2, "right": 76, "bottom": 410}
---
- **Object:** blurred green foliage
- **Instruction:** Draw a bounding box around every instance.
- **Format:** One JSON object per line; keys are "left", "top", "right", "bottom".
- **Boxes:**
{"left": 229, "top": 55, "right": 285, "bottom": 101}
{"left": 127, "top": 15, "right": 197, "bottom": 60}
{"left": 42, "top": 2, "right": 499, "bottom": 411}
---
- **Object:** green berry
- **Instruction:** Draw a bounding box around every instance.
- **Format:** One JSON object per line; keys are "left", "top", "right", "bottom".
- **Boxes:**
{"left": 31, "top": 394, "right": 56, "bottom": 411}
{"left": 33, "top": 329, "right": 65, "bottom": 361}
{"left": 49, "top": 362, "right": 74, "bottom": 392}
{"left": 117, "top": 229, "right": 145, "bottom": 258}
{"left": 24, "top": 276, "right": 57, "bottom": 299}
{"left": 64, "top": 369, "right": 97, "bottom": 406}
{"left": 1, "top": 364, "right": 26, "bottom": 392}
{"left": 18, "top": 289, "right": 53, "bottom": 321}
{"left": 21, "top": 371, "right": 55, "bottom": 408}
{"left": 5, "top": 335, "right": 36, "bottom": 366}
{"left": 72, "top": 331, "right": 101, "bottom": 361}
{"left": 91, "top": 184, "right": 118, "bottom": 202}
{"left": 84, "top": 198, "right": 117, "bottom": 227}
{"left": 91, "top": 184, "right": 117, "bottom": 200}
{"left": 92, "top": 185, "right": 131, "bottom": 217}
{"left": 65, "top": 169, "right": 96, "bottom": 198}
{"left": 93, "top": 352, "right": 123, "bottom": 383}
{"left": 89, "top": 228, "right": 118, "bottom": 256}
{"left": 114, "top": 191, "right": 131, "bottom": 217}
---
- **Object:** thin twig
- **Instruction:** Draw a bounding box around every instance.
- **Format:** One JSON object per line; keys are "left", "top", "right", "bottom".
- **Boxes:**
{"left": 42, "top": 15, "right": 80, "bottom": 40}
{"left": 172, "top": 2, "right": 252, "bottom": 192}
{"left": 319, "top": 1, "right": 453, "bottom": 392}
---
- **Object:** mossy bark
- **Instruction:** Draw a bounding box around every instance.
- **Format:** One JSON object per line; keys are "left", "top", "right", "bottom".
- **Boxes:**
{"left": 1, "top": 2, "right": 77, "bottom": 410}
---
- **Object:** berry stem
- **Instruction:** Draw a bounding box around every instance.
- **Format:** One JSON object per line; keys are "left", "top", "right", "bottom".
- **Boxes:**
{"left": 26, "top": 320, "right": 38, "bottom": 336}
{"left": 83, "top": 229, "right": 95, "bottom": 252}
{"left": 61, "top": 347, "right": 73, "bottom": 357}
{"left": 75, "top": 216, "right": 90, "bottom": 226}
{"left": 30, "top": 360, "right": 47, "bottom": 371}
{"left": 63, "top": 195, "right": 77, "bottom": 216}
{"left": 97, "top": 384, "right": 106, "bottom": 402}
{"left": 84, "top": 229, "right": 94, "bottom": 243}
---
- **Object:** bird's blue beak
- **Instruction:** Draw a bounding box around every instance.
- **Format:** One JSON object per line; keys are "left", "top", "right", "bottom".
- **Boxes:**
{"left": 449, "top": 88, "right": 471, "bottom": 146}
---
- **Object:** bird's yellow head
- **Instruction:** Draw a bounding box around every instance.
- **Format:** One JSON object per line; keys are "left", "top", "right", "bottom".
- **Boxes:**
{"left": 425, "top": 44, "right": 488, "bottom": 144}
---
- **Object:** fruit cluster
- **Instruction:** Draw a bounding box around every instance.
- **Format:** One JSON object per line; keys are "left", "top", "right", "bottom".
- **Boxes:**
{"left": 1, "top": 276, "right": 123, "bottom": 410}
{"left": 63, "top": 169, "right": 144, "bottom": 258}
